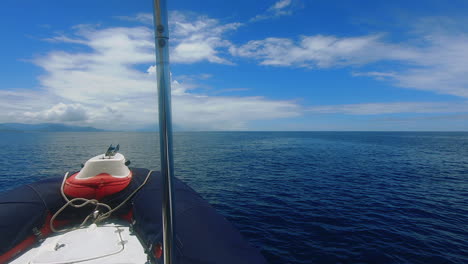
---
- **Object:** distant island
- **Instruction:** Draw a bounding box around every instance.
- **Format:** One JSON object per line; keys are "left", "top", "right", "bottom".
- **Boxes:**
{"left": 0, "top": 123, "right": 104, "bottom": 132}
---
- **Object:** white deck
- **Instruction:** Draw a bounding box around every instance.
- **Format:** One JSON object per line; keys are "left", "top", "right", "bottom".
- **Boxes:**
{"left": 11, "top": 222, "right": 148, "bottom": 264}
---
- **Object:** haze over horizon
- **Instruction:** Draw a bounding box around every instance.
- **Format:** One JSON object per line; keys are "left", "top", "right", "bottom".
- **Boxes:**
{"left": 1, "top": 0, "right": 468, "bottom": 131}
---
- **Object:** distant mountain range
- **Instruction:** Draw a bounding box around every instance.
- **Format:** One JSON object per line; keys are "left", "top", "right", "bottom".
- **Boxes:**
{"left": 0, "top": 123, "right": 104, "bottom": 132}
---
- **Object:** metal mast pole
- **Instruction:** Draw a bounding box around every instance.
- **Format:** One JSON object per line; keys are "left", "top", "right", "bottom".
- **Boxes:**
{"left": 152, "top": 0, "right": 175, "bottom": 263}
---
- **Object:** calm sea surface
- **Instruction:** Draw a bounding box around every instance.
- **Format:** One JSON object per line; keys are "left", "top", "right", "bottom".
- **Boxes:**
{"left": 0, "top": 132, "right": 467, "bottom": 263}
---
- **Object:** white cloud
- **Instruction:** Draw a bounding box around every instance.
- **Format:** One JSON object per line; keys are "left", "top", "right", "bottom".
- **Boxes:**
{"left": 170, "top": 12, "right": 241, "bottom": 64}
{"left": 0, "top": 90, "right": 129, "bottom": 126}
{"left": 23, "top": 103, "right": 88, "bottom": 122}
{"left": 6, "top": 12, "right": 467, "bottom": 130}
{"left": 307, "top": 101, "right": 468, "bottom": 115}
{"left": 35, "top": 26, "right": 156, "bottom": 105}
{"left": 0, "top": 90, "right": 57, "bottom": 123}
{"left": 13, "top": 16, "right": 300, "bottom": 130}
{"left": 251, "top": 0, "right": 296, "bottom": 22}
{"left": 146, "top": 65, "right": 156, "bottom": 74}
{"left": 173, "top": 95, "right": 300, "bottom": 130}
{"left": 116, "top": 11, "right": 242, "bottom": 64}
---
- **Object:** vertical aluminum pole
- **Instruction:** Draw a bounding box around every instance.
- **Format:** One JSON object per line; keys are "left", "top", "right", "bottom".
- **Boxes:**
{"left": 152, "top": 0, "right": 175, "bottom": 263}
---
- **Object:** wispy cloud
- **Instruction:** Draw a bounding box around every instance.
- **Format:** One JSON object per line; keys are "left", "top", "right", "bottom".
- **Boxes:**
{"left": 354, "top": 33, "right": 468, "bottom": 98}
{"left": 352, "top": 71, "right": 397, "bottom": 80}
{"left": 114, "top": 13, "right": 153, "bottom": 25}
{"left": 372, "top": 113, "right": 468, "bottom": 122}
{"left": 307, "top": 101, "right": 468, "bottom": 115}
{"left": 231, "top": 31, "right": 468, "bottom": 98}
{"left": 173, "top": 95, "right": 300, "bottom": 130}
{"left": 250, "top": 0, "right": 297, "bottom": 22}
{"left": 231, "top": 34, "right": 400, "bottom": 67}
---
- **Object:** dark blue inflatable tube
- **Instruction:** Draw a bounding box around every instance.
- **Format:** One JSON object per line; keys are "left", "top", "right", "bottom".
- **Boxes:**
{"left": 0, "top": 168, "right": 266, "bottom": 264}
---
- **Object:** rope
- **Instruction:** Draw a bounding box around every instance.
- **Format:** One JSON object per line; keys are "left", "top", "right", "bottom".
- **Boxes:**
{"left": 50, "top": 170, "right": 153, "bottom": 233}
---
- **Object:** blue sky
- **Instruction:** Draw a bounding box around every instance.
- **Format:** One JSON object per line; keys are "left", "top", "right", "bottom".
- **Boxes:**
{"left": 1, "top": 0, "right": 468, "bottom": 131}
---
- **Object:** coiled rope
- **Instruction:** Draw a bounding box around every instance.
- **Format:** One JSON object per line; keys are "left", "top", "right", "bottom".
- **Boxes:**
{"left": 50, "top": 170, "right": 153, "bottom": 233}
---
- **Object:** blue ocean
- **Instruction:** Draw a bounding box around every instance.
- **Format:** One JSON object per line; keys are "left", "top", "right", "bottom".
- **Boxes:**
{"left": 0, "top": 131, "right": 467, "bottom": 264}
